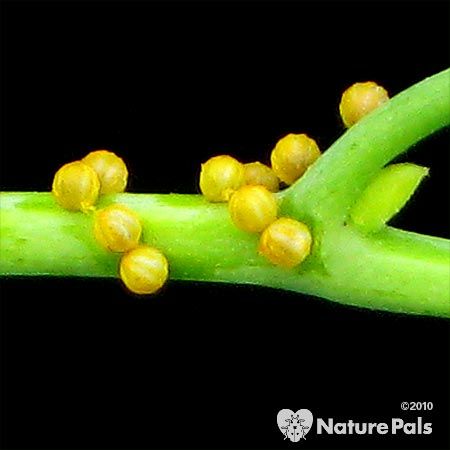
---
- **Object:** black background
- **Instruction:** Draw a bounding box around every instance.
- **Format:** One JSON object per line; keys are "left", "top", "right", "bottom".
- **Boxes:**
{"left": 1, "top": 1, "right": 449, "bottom": 449}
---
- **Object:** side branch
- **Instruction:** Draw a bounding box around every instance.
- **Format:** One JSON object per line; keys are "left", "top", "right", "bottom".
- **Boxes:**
{"left": 281, "top": 68, "right": 450, "bottom": 224}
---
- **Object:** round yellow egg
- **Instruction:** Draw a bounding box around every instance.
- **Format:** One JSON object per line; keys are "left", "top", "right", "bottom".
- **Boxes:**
{"left": 120, "top": 246, "right": 169, "bottom": 295}
{"left": 270, "top": 134, "right": 321, "bottom": 185}
{"left": 94, "top": 204, "right": 142, "bottom": 253}
{"left": 83, "top": 150, "right": 128, "bottom": 194}
{"left": 243, "top": 162, "right": 279, "bottom": 192}
{"left": 52, "top": 160, "right": 100, "bottom": 211}
{"left": 199, "top": 155, "right": 245, "bottom": 202}
{"left": 339, "top": 81, "right": 389, "bottom": 128}
{"left": 258, "top": 217, "right": 312, "bottom": 268}
{"left": 229, "top": 185, "right": 278, "bottom": 233}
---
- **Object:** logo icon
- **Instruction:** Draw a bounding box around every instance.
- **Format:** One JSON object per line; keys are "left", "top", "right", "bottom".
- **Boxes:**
{"left": 277, "top": 409, "right": 313, "bottom": 442}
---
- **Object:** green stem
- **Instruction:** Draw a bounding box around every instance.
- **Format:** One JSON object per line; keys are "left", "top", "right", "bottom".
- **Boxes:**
{"left": 281, "top": 68, "right": 450, "bottom": 224}
{"left": 1, "top": 192, "right": 449, "bottom": 317}
{"left": 1, "top": 69, "right": 449, "bottom": 317}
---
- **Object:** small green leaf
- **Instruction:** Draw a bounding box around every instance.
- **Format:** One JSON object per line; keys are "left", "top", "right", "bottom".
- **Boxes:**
{"left": 350, "top": 163, "right": 429, "bottom": 232}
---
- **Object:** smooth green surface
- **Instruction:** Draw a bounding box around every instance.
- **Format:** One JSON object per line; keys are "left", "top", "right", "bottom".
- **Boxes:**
{"left": 1, "top": 69, "right": 449, "bottom": 317}
{"left": 350, "top": 163, "right": 429, "bottom": 232}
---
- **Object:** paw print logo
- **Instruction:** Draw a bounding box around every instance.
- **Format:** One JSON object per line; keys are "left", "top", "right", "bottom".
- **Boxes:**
{"left": 277, "top": 409, "right": 314, "bottom": 443}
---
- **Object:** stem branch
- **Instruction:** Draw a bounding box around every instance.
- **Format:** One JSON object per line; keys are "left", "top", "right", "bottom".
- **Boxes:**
{"left": 1, "top": 69, "right": 449, "bottom": 317}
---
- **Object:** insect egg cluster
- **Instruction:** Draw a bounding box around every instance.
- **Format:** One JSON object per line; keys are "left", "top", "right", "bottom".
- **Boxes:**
{"left": 52, "top": 150, "right": 128, "bottom": 212}
{"left": 94, "top": 203, "right": 169, "bottom": 295}
{"left": 198, "top": 133, "right": 319, "bottom": 268}
{"left": 197, "top": 80, "right": 389, "bottom": 268}
{"left": 49, "top": 80, "right": 388, "bottom": 292}
{"left": 51, "top": 149, "right": 169, "bottom": 295}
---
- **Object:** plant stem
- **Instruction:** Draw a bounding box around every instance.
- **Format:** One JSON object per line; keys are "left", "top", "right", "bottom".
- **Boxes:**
{"left": 1, "top": 69, "right": 449, "bottom": 317}
{"left": 281, "top": 68, "right": 450, "bottom": 224}
{"left": 1, "top": 192, "right": 449, "bottom": 317}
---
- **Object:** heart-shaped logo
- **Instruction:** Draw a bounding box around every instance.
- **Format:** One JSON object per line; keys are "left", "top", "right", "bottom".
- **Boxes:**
{"left": 277, "top": 409, "right": 313, "bottom": 442}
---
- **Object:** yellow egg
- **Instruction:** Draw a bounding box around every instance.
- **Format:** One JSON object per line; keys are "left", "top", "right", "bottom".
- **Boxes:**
{"left": 199, "top": 155, "right": 245, "bottom": 202}
{"left": 270, "top": 134, "right": 321, "bottom": 185}
{"left": 229, "top": 185, "right": 278, "bottom": 233}
{"left": 94, "top": 204, "right": 142, "bottom": 252}
{"left": 243, "top": 162, "right": 279, "bottom": 192}
{"left": 120, "top": 246, "right": 169, "bottom": 295}
{"left": 258, "top": 217, "right": 312, "bottom": 268}
{"left": 52, "top": 160, "right": 100, "bottom": 211}
{"left": 83, "top": 150, "right": 128, "bottom": 194}
{"left": 339, "top": 81, "right": 389, "bottom": 128}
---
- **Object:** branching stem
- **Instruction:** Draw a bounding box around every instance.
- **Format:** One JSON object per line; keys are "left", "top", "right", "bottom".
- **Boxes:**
{"left": 1, "top": 69, "right": 449, "bottom": 317}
